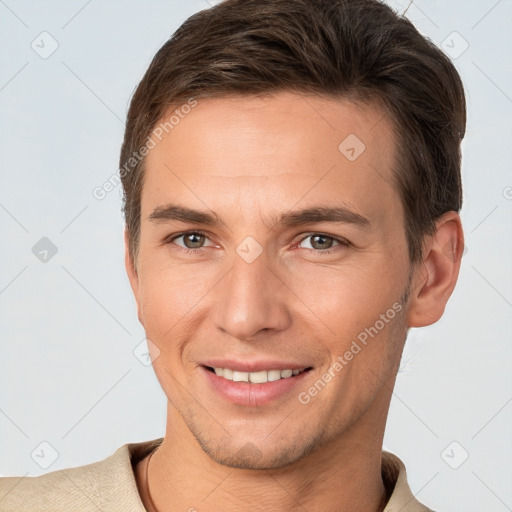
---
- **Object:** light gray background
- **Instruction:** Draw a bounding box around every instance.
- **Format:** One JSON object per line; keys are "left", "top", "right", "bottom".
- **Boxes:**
{"left": 1, "top": 1, "right": 511, "bottom": 510}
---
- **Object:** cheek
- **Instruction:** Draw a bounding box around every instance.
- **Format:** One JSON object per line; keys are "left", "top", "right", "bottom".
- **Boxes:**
{"left": 292, "top": 258, "right": 404, "bottom": 332}
{"left": 134, "top": 246, "right": 208, "bottom": 385}
{"left": 137, "top": 259, "right": 214, "bottom": 341}
{"left": 139, "top": 278, "right": 186, "bottom": 337}
{"left": 138, "top": 274, "right": 198, "bottom": 384}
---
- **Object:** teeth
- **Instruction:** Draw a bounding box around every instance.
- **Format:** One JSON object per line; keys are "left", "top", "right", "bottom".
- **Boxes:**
{"left": 212, "top": 367, "right": 304, "bottom": 383}
{"left": 232, "top": 371, "right": 249, "bottom": 382}
{"left": 268, "top": 370, "right": 281, "bottom": 382}
{"left": 249, "top": 370, "right": 267, "bottom": 384}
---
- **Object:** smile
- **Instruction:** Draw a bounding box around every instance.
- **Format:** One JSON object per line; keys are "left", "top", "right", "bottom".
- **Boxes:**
{"left": 206, "top": 366, "right": 311, "bottom": 383}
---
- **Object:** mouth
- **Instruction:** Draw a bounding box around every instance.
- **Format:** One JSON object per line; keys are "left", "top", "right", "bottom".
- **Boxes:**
{"left": 203, "top": 365, "right": 313, "bottom": 383}
{"left": 200, "top": 364, "right": 314, "bottom": 406}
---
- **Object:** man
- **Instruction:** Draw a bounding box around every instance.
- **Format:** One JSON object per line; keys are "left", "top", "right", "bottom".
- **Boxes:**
{"left": 0, "top": 0, "right": 465, "bottom": 510}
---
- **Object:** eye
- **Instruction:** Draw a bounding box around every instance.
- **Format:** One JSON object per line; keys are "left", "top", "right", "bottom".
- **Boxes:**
{"left": 165, "top": 231, "right": 350, "bottom": 255}
{"left": 167, "top": 231, "right": 214, "bottom": 251}
{"left": 297, "top": 233, "right": 350, "bottom": 253}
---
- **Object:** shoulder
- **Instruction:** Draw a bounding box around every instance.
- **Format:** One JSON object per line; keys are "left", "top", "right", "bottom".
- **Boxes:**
{"left": 0, "top": 438, "right": 163, "bottom": 512}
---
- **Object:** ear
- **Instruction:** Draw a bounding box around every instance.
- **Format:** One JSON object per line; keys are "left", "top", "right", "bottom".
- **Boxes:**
{"left": 124, "top": 229, "right": 144, "bottom": 326}
{"left": 406, "top": 211, "right": 464, "bottom": 327}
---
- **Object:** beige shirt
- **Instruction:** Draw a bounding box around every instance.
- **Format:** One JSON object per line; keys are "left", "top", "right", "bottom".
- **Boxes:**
{"left": 0, "top": 438, "right": 434, "bottom": 511}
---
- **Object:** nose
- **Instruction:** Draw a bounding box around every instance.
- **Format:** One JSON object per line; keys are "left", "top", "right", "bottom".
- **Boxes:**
{"left": 211, "top": 248, "right": 292, "bottom": 341}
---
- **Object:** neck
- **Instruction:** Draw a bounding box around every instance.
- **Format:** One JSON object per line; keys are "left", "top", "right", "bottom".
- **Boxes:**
{"left": 141, "top": 404, "right": 391, "bottom": 512}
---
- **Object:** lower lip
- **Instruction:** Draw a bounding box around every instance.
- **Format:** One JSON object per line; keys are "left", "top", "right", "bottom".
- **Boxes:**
{"left": 201, "top": 366, "right": 312, "bottom": 406}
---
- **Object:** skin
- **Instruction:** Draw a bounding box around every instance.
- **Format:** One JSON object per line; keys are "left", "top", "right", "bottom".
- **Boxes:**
{"left": 126, "top": 91, "right": 464, "bottom": 512}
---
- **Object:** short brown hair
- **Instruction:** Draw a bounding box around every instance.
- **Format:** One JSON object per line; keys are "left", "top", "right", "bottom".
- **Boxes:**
{"left": 120, "top": 0, "right": 466, "bottom": 266}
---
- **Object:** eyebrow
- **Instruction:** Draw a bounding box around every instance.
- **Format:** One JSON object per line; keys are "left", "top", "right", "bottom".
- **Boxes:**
{"left": 148, "top": 203, "right": 371, "bottom": 230}
{"left": 148, "top": 204, "right": 371, "bottom": 229}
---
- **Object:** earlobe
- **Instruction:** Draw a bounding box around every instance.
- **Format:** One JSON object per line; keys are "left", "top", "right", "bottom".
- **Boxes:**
{"left": 406, "top": 211, "right": 464, "bottom": 328}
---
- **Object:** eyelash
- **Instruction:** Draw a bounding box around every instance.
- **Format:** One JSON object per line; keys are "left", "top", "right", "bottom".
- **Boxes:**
{"left": 165, "top": 230, "right": 350, "bottom": 256}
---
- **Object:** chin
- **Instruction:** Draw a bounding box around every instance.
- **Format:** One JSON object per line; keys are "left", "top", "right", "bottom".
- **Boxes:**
{"left": 193, "top": 428, "right": 328, "bottom": 470}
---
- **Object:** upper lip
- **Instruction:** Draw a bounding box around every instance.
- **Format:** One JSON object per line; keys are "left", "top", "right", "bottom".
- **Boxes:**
{"left": 201, "top": 359, "right": 313, "bottom": 373}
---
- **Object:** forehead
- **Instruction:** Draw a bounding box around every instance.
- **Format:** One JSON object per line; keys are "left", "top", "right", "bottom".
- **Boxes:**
{"left": 141, "top": 91, "right": 400, "bottom": 226}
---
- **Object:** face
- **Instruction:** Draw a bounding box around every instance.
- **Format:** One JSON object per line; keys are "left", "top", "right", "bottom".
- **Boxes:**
{"left": 127, "top": 91, "right": 415, "bottom": 470}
